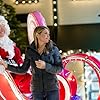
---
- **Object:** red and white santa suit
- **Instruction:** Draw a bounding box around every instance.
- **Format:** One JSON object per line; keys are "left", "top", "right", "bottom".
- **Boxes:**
{"left": 0, "top": 35, "right": 32, "bottom": 94}
{"left": 0, "top": 16, "right": 32, "bottom": 97}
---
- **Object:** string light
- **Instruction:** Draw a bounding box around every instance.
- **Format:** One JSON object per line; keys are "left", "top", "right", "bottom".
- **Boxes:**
{"left": 54, "top": 16, "right": 57, "bottom": 19}
{"left": 53, "top": 1, "right": 56, "bottom": 4}
{"left": 15, "top": 0, "right": 39, "bottom": 5}
{"left": 54, "top": 23, "right": 57, "bottom": 26}
{"left": 53, "top": 8, "right": 57, "bottom": 12}
{"left": 28, "top": 0, "right": 32, "bottom": 3}
{"left": 52, "top": 0, "right": 58, "bottom": 43}
{"left": 53, "top": 0, "right": 58, "bottom": 27}
{"left": 15, "top": 1, "right": 19, "bottom": 4}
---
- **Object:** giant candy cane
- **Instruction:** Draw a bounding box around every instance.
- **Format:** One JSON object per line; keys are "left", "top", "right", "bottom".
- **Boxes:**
{"left": 0, "top": 65, "right": 29, "bottom": 100}
{"left": 27, "top": 11, "right": 47, "bottom": 44}
{"left": 62, "top": 53, "right": 100, "bottom": 100}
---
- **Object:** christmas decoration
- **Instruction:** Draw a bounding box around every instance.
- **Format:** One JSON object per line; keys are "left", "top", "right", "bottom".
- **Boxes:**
{"left": 0, "top": 0, "right": 28, "bottom": 53}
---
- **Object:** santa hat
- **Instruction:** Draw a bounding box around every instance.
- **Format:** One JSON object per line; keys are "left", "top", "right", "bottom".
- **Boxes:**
{"left": 0, "top": 15, "right": 10, "bottom": 36}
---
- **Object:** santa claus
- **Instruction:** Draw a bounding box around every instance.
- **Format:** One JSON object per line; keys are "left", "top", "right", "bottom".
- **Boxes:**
{"left": 0, "top": 15, "right": 32, "bottom": 98}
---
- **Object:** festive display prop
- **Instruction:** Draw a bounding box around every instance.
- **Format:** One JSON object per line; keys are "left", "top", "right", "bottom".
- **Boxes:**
{"left": 62, "top": 53, "right": 100, "bottom": 100}
{"left": 27, "top": 11, "right": 47, "bottom": 44}
{"left": 58, "top": 69, "right": 77, "bottom": 100}
{"left": 0, "top": 65, "right": 29, "bottom": 100}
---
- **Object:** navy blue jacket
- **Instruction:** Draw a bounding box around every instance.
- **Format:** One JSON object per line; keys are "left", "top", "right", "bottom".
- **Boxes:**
{"left": 8, "top": 41, "right": 63, "bottom": 92}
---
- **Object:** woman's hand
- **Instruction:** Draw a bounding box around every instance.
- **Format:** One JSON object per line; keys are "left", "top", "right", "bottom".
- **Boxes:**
{"left": 0, "top": 60, "right": 7, "bottom": 69}
{"left": 35, "top": 60, "right": 46, "bottom": 69}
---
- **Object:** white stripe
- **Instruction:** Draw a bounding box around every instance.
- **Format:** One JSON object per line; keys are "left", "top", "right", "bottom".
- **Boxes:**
{"left": 57, "top": 75, "right": 71, "bottom": 100}
{"left": 0, "top": 91, "right": 6, "bottom": 100}
{"left": 3, "top": 71, "right": 26, "bottom": 100}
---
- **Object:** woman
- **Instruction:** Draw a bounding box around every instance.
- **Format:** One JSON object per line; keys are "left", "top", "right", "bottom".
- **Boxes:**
{"left": 1, "top": 26, "right": 63, "bottom": 100}
{"left": 0, "top": 15, "right": 32, "bottom": 97}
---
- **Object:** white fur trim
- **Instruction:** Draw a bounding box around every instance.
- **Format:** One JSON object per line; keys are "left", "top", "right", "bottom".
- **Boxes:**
{"left": 0, "top": 35, "right": 15, "bottom": 59}
{"left": 0, "top": 15, "right": 10, "bottom": 36}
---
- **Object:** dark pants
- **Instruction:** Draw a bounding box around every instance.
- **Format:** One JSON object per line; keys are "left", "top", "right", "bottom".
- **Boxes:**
{"left": 32, "top": 90, "right": 59, "bottom": 100}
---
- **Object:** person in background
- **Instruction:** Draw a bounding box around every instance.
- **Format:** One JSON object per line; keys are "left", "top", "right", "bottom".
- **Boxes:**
{"left": 0, "top": 26, "right": 63, "bottom": 100}
{"left": 0, "top": 15, "right": 32, "bottom": 98}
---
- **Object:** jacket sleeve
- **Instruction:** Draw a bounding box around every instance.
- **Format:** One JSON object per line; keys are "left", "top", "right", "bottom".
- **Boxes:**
{"left": 7, "top": 51, "right": 30, "bottom": 74}
{"left": 45, "top": 46, "right": 63, "bottom": 74}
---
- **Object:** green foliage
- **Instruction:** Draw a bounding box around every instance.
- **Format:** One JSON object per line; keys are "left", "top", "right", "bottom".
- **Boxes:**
{"left": 0, "top": 0, "right": 28, "bottom": 53}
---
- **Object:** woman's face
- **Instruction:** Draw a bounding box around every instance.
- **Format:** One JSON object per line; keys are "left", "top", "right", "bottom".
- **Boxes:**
{"left": 0, "top": 25, "right": 5, "bottom": 37}
{"left": 37, "top": 28, "right": 50, "bottom": 44}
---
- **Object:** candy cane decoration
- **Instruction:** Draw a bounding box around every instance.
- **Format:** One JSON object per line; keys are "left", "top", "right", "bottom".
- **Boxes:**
{"left": 27, "top": 11, "right": 47, "bottom": 44}
{"left": 0, "top": 65, "right": 29, "bottom": 100}
{"left": 62, "top": 53, "right": 100, "bottom": 100}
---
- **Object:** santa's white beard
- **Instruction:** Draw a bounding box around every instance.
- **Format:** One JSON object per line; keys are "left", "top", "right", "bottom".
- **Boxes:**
{"left": 0, "top": 35, "right": 15, "bottom": 59}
